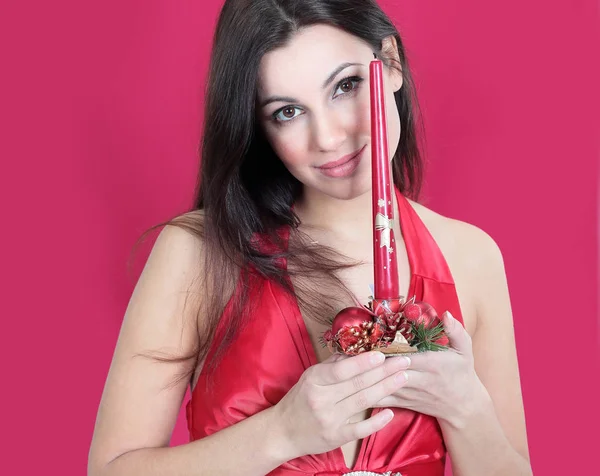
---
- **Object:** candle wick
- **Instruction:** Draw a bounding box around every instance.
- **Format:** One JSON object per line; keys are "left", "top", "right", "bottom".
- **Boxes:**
{"left": 373, "top": 52, "right": 377, "bottom": 59}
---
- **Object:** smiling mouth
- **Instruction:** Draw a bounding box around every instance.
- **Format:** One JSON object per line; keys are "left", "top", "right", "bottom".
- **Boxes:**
{"left": 317, "top": 145, "right": 366, "bottom": 169}
{"left": 315, "top": 145, "right": 366, "bottom": 178}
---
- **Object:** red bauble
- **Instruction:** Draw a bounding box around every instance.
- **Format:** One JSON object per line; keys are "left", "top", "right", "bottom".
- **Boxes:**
{"left": 404, "top": 301, "right": 440, "bottom": 328}
{"left": 435, "top": 334, "right": 450, "bottom": 346}
{"left": 369, "top": 322, "right": 385, "bottom": 343}
{"left": 331, "top": 307, "right": 374, "bottom": 334}
{"left": 328, "top": 307, "right": 382, "bottom": 354}
{"left": 338, "top": 331, "right": 361, "bottom": 351}
{"left": 371, "top": 298, "right": 402, "bottom": 315}
{"left": 402, "top": 302, "right": 422, "bottom": 320}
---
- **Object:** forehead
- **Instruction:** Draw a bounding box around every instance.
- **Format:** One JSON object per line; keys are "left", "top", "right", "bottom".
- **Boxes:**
{"left": 257, "top": 24, "right": 372, "bottom": 95}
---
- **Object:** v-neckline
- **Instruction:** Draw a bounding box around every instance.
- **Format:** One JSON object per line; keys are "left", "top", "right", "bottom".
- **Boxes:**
{"left": 284, "top": 188, "right": 417, "bottom": 471}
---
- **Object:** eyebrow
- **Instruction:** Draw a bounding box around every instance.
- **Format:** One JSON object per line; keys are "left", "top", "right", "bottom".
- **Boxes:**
{"left": 259, "top": 62, "right": 363, "bottom": 108}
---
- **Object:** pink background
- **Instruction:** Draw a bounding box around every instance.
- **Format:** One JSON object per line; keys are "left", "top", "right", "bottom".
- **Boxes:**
{"left": 1, "top": 1, "right": 598, "bottom": 474}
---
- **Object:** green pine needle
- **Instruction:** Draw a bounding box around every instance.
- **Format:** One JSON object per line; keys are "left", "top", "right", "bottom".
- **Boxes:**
{"left": 410, "top": 321, "right": 448, "bottom": 352}
{"left": 318, "top": 335, "right": 327, "bottom": 348}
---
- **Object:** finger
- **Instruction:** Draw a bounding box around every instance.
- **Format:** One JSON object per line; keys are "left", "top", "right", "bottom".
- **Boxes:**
{"left": 314, "top": 351, "right": 386, "bottom": 386}
{"left": 337, "top": 369, "right": 409, "bottom": 417}
{"left": 407, "top": 337, "right": 464, "bottom": 373}
{"left": 341, "top": 408, "right": 395, "bottom": 442}
{"left": 372, "top": 393, "right": 415, "bottom": 409}
{"left": 330, "top": 353, "right": 348, "bottom": 362}
{"left": 372, "top": 385, "right": 425, "bottom": 411}
{"left": 322, "top": 352, "right": 347, "bottom": 364}
{"left": 372, "top": 395, "right": 401, "bottom": 408}
{"left": 442, "top": 311, "right": 472, "bottom": 354}
{"left": 404, "top": 349, "right": 446, "bottom": 372}
{"left": 371, "top": 371, "right": 424, "bottom": 400}
{"left": 334, "top": 356, "right": 411, "bottom": 402}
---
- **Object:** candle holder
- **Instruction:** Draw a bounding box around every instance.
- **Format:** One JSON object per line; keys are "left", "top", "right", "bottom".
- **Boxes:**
{"left": 322, "top": 296, "right": 449, "bottom": 357}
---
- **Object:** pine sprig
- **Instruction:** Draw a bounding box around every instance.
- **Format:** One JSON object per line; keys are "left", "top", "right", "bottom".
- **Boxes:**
{"left": 318, "top": 335, "right": 327, "bottom": 348}
{"left": 410, "top": 321, "right": 448, "bottom": 352}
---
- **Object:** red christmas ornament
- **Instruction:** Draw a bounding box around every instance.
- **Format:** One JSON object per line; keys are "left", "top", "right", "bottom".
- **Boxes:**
{"left": 435, "top": 334, "right": 450, "bottom": 346}
{"left": 402, "top": 301, "right": 440, "bottom": 328}
{"left": 402, "top": 302, "right": 422, "bottom": 321}
{"left": 399, "top": 299, "right": 450, "bottom": 349}
{"left": 369, "top": 322, "right": 385, "bottom": 342}
{"left": 331, "top": 307, "right": 374, "bottom": 334}
{"left": 371, "top": 298, "right": 402, "bottom": 315}
{"left": 325, "top": 307, "right": 385, "bottom": 355}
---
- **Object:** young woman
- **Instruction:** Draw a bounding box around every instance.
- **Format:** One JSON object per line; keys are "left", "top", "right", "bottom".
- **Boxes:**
{"left": 88, "top": 1, "right": 532, "bottom": 475}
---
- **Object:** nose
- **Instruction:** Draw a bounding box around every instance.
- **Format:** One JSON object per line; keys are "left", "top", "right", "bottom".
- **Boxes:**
{"left": 310, "top": 109, "right": 347, "bottom": 152}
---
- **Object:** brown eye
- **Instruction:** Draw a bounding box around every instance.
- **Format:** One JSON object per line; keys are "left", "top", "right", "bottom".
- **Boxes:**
{"left": 333, "top": 76, "right": 363, "bottom": 98}
{"left": 273, "top": 105, "right": 302, "bottom": 123}
{"left": 340, "top": 80, "right": 354, "bottom": 92}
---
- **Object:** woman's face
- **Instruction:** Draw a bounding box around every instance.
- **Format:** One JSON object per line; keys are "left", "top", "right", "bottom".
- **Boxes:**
{"left": 257, "top": 24, "right": 403, "bottom": 201}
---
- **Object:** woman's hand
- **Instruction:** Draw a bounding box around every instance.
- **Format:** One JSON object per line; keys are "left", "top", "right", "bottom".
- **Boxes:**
{"left": 272, "top": 349, "right": 411, "bottom": 461}
{"left": 373, "top": 311, "right": 489, "bottom": 428}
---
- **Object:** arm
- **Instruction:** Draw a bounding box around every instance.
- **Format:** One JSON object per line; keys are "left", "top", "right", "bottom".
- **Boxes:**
{"left": 87, "top": 224, "right": 290, "bottom": 476}
{"left": 440, "top": 226, "right": 532, "bottom": 476}
{"left": 94, "top": 406, "right": 290, "bottom": 476}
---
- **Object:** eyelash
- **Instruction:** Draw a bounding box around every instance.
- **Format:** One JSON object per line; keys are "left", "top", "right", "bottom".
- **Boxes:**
{"left": 271, "top": 75, "right": 364, "bottom": 125}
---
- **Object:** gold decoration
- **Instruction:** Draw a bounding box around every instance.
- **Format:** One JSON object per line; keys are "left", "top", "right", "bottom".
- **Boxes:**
{"left": 393, "top": 331, "right": 408, "bottom": 344}
{"left": 375, "top": 213, "right": 394, "bottom": 250}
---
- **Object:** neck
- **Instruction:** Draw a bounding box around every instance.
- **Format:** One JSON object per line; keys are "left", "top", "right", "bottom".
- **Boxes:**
{"left": 293, "top": 185, "right": 400, "bottom": 243}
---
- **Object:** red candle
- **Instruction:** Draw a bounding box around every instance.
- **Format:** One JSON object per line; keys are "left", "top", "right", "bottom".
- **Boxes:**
{"left": 370, "top": 59, "right": 399, "bottom": 300}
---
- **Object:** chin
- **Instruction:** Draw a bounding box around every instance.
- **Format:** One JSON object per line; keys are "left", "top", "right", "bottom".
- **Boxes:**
{"left": 310, "top": 172, "right": 372, "bottom": 201}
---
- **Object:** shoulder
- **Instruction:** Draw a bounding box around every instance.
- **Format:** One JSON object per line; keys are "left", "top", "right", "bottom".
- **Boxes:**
{"left": 406, "top": 197, "right": 504, "bottom": 275}
{"left": 131, "top": 209, "right": 209, "bottom": 338}
{"left": 145, "top": 211, "right": 205, "bottom": 280}
{"left": 135, "top": 211, "right": 206, "bottom": 322}
{"left": 153, "top": 208, "right": 239, "bottom": 305}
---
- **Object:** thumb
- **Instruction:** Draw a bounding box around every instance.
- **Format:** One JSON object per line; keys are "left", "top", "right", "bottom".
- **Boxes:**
{"left": 442, "top": 310, "right": 470, "bottom": 353}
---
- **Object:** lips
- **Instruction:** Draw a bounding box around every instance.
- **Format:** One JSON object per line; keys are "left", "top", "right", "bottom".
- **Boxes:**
{"left": 318, "top": 146, "right": 366, "bottom": 169}
{"left": 315, "top": 145, "right": 366, "bottom": 178}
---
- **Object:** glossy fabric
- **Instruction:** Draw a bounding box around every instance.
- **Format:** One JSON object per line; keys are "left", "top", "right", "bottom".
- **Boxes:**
{"left": 186, "top": 189, "right": 465, "bottom": 475}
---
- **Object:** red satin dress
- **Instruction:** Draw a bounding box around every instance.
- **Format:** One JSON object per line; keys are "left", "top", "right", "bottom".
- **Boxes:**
{"left": 186, "top": 188, "right": 465, "bottom": 475}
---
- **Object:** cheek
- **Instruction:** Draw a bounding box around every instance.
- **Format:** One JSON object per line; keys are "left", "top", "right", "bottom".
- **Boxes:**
{"left": 356, "top": 95, "right": 371, "bottom": 135}
{"left": 267, "top": 130, "right": 307, "bottom": 169}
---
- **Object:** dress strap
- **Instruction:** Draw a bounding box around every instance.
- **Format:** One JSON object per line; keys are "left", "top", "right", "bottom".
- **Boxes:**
{"left": 395, "top": 188, "right": 455, "bottom": 284}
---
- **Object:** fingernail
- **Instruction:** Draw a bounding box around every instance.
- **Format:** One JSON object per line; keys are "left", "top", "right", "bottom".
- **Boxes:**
{"left": 371, "top": 351, "right": 385, "bottom": 364}
{"left": 380, "top": 409, "right": 394, "bottom": 422}
{"left": 395, "top": 371, "right": 408, "bottom": 384}
{"left": 402, "top": 356, "right": 411, "bottom": 368}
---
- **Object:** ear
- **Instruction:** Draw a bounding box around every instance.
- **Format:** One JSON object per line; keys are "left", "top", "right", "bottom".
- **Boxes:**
{"left": 381, "top": 35, "right": 403, "bottom": 92}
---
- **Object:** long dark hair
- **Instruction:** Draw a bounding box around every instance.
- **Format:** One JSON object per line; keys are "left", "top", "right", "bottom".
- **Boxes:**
{"left": 134, "top": 0, "right": 426, "bottom": 389}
